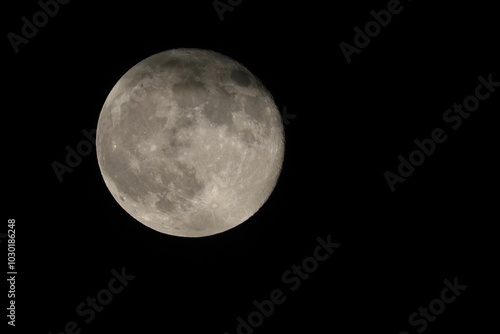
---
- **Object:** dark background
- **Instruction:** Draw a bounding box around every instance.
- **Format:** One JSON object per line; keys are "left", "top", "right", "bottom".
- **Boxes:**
{"left": 3, "top": 0, "right": 498, "bottom": 333}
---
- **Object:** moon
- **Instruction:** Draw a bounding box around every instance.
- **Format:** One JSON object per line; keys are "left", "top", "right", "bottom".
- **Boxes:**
{"left": 96, "top": 48, "right": 285, "bottom": 237}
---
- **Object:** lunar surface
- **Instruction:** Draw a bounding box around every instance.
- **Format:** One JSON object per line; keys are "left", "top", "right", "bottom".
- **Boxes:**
{"left": 96, "top": 48, "right": 285, "bottom": 237}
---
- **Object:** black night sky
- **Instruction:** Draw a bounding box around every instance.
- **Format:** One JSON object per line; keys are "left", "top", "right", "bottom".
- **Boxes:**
{"left": 4, "top": 1, "right": 498, "bottom": 333}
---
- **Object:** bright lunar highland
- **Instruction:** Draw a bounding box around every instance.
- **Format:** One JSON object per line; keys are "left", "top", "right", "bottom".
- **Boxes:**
{"left": 96, "top": 48, "right": 285, "bottom": 237}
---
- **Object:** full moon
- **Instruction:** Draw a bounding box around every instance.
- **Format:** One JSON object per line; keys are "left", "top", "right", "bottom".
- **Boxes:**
{"left": 96, "top": 48, "right": 285, "bottom": 237}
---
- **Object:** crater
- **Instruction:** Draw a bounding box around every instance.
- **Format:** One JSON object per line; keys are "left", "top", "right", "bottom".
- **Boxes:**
{"left": 231, "top": 69, "right": 251, "bottom": 87}
{"left": 239, "top": 128, "right": 257, "bottom": 146}
{"left": 204, "top": 88, "right": 236, "bottom": 126}
{"left": 148, "top": 162, "right": 206, "bottom": 214}
{"left": 155, "top": 195, "right": 175, "bottom": 212}
{"left": 172, "top": 79, "right": 208, "bottom": 108}
{"left": 173, "top": 161, "right": 204, "bottom": 198}
{"left": 243, "top": 95, "right": 269, "bottom": 123}
{"left": 176, "top": 113, "right": 195, "bottom": 129}
{"left": 159, "top": 59, "right": 182, "bottom": 70}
